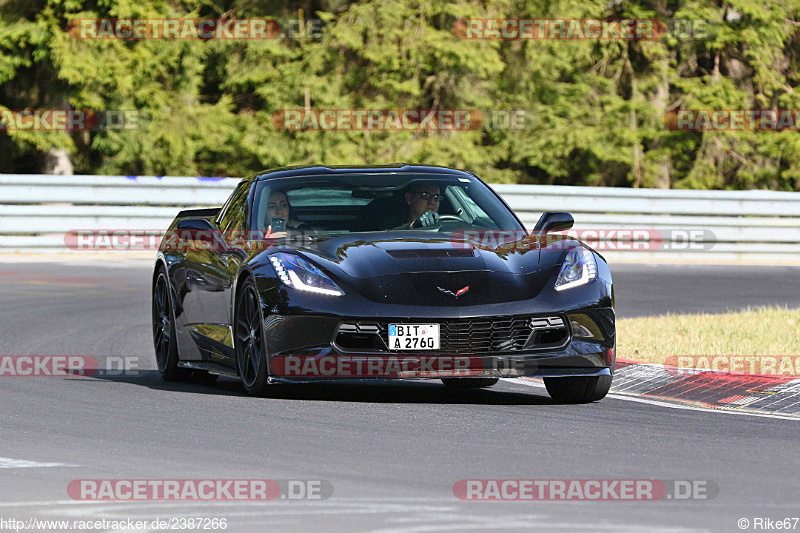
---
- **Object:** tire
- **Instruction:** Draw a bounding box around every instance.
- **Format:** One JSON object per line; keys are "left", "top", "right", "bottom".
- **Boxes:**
{"left": 152, "top": 267, "right": 187, "bottom": 381}
{"left": 441, "top": 377, "right": 499, "bottom": 389}
{"left": 234, "top": 277, "right": 271, "bottom": 396}
{"left": 544, "top": 374, "right": 612, "bottom": 403}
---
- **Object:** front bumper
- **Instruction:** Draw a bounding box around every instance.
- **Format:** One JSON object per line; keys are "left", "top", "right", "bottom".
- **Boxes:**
{"left": 263, "top": 306, "right": 615, "bottom": 380}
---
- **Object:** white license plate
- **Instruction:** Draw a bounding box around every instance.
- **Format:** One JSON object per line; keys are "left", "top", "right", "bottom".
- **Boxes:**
{"left": 388, "top": 324, "right": 440, "bottom": 350}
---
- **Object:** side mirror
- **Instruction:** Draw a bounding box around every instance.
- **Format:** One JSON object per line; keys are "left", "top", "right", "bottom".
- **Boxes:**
{"left": 532, "top": 212, "right": 574, "bottom": 233}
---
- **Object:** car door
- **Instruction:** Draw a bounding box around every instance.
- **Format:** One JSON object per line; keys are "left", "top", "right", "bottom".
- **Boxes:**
{"left": 181, "top": 180, "right": 250, "bottom": 365}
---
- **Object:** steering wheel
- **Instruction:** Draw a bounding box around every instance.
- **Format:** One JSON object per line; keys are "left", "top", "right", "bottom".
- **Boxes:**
{"left": 410, "top": 212, "right": 464, "bottom": 229}
{"left": 410, "top": 211, "right": 437, "bottom": 229}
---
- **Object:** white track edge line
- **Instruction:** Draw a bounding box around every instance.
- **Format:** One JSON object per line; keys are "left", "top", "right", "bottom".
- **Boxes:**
{"left": 502, "top": 378, "right": 800, "bottom": 421}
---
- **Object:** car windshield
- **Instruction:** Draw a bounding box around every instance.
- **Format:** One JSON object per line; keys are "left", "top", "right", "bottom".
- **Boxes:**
{"left": 251, "top": 173, "right": 524, "bottom": 236}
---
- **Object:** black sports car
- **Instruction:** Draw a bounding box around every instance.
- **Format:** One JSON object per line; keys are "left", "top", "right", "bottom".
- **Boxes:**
{"left": 152, "top": 165, "right": 615, "bottom": 402}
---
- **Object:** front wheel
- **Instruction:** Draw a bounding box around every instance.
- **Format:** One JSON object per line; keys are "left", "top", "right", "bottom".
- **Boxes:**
{"left": 152, "top": 268, "right": 186, "bottom": 381}
{"left": 544, "top": 374, "right": 612, "bottom": 403}
{"left": 235, "top": 278, "right": 271, "bottom": 396}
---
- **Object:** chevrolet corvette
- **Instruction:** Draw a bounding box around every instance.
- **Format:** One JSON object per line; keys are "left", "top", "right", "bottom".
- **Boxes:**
{"left": 152, "top": 165, "right": 615, "bottom": 402}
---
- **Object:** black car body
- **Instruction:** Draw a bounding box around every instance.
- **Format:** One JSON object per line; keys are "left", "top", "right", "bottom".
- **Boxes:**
{"left": 152, "top": 165, "right": 615, "bottom": 402}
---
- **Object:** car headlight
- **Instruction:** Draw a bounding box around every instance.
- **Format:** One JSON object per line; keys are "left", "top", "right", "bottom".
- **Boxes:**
{"left": 554, "top": 247, "right": 597, "bottom": 291}
{"left": 269, "top": 253, "right": 344, "bottom": 296}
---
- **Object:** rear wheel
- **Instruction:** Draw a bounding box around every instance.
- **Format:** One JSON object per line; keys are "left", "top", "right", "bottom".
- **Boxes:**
{"left": 544, "top": 374, "right": 612, "bottom": 403}
{"left": 152, "top": 268, "right": 185, "bottom": 381}
{"left": 235, "top": 278, "right": 271, "bottom": 396}
{"left": 441, "top": 378, "right": 499, "bottom": 389}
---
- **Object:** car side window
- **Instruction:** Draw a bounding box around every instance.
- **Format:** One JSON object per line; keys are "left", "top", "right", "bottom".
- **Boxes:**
{"left": 216, "top": 182, "right": 244, "bottom": 226}
{"left": 448, "top": 185, "right": 496, "bottom": 227}
{"left": 217, "top": 181, "right": 250, "bottom": 241}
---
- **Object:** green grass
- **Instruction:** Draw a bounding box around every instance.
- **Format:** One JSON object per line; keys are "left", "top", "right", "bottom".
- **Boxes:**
{"left": 617, "top": 306, "right": 800, "bottom": 365}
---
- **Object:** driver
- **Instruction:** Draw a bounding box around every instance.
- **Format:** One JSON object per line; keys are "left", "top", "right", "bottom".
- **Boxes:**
{"left": 401, "top": 183, "right": 443, "bottom": 229}
{"left": 265, "top": 190, "right": 310, "bottom": 237}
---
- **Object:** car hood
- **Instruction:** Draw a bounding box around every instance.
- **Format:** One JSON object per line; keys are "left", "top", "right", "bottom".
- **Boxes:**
{"left": 262, "top": 231, "right": 580, "bottom": 306}
{"left": 296, "top": 231, "right": 542, "bottom": 277}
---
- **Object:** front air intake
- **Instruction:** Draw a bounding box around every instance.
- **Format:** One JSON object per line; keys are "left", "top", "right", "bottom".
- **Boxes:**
{"left": 334, "top": 314, "right": 570, "bottom": 354}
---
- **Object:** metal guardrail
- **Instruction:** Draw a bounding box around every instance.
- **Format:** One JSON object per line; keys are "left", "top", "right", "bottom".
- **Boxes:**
{"left": 494, "top": 184, "right": 800, "bottom": 261}
{"left": 0, "top": 175, "right": 236, "bottom": 252}
{"left": 1, "top": 174, "right": 799, "bottom": 261}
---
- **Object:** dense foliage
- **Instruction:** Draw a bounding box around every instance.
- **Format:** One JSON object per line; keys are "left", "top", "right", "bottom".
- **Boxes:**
{"left": 1, "top": 0, "right": 800, "bottom": 190}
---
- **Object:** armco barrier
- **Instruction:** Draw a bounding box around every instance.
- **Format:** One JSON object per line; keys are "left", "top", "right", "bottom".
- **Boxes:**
{"left": 0, "top": 175, "right": 236, "bottom": 252}
{"left": 494, "top": 184, "right": 800, "bottom": 261}
{"left": 1, "top": 174, "right": 799, "bottom": 261}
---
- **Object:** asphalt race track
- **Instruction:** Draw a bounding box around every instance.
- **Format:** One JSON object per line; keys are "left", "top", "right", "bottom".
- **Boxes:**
{"left": 1, "top": 260, "right": 799, "bottom": 532}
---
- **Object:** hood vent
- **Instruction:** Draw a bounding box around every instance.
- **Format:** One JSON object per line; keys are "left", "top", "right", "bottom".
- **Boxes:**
{"left": 386, "top": 249, "right": 474, "bottom": 259}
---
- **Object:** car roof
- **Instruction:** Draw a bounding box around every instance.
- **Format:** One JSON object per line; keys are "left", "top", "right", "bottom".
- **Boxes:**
{"left": 253, "top": 164, "right": 475, "bottom": 181}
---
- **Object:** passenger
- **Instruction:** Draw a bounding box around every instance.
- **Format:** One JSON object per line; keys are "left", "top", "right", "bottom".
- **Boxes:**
{"left": 401, "top": 183, "right": 443, "bottom": 229}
